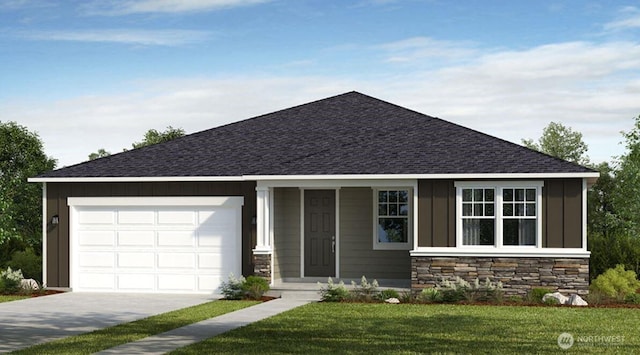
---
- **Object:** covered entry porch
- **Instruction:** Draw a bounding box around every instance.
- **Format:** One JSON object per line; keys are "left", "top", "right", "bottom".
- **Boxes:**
{"left": 252, "top": 179, "right": 415, "bottom": 287}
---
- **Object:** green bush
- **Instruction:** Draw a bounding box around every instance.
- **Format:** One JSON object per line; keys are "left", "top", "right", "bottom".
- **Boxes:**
{"left": 242, "top": 276, "right": 270, "bottom": 300}
{"left": 351, "top": 276, "right": 379, "bottom": 301}
{"left": 588, "top": 232, "right": 640, "bottom": 280}
{"left": 7, "top": 248, "right": 41, "bottom": 283}
{"left": 318, "top": 277, "right": 350, "bottom": 302}
{"left": 377, "top": 289, "right": 400, "bottom": 301}
{"left": 543, "top": 297, "right": 560, "bottom": 306}
{"left": 590, "top": 264, "right": 640, "bottom": 300}
{"left": 435, "top": 277, "right": 503, "bottom": 303}
{"left": 0, "top": 266, "right": 24, "bottom": 294}
{"left": 418, "top": 287, "right": 441, "bottom": 303}
{"left": 220, "top": 273, "right": 246, "bottom": 300}
{"left": 625, "top": 292, "right": 640, "bottom": 304}
{"left": 527, "top": 288, "right": 553, "bottom": 303}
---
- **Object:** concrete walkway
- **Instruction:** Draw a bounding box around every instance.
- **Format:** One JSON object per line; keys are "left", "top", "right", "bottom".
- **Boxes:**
{"left": 95, "top": 297, "right": 314, "bottom": 355}
{"left": 0, "top": 292, "right": 215, "bottom": 353}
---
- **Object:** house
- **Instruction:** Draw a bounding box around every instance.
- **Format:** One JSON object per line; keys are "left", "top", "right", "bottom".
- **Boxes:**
{"left": 30, "top": 92, "right": 598, "bottom": 295}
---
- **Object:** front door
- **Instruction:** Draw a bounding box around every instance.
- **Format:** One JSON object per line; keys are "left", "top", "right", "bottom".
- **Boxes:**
{"left": 304, "top": 190, "right": 336, "bottom": 277}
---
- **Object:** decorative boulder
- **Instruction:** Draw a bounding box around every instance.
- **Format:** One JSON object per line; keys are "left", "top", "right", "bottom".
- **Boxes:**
{"left": 20, "top": 278, "right": 39, "bottom": 290}
{"left": 567, "top": 294, "right": 588, "bottom": 306}
{"left": 542, "top": 292, "right": 569, "bottom": 305}
{"left": 385, "top": 297, "right": 400, "bottom": 304}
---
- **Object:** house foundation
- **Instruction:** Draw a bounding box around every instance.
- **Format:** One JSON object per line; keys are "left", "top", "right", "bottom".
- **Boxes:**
{"left": 411, "top": 256, "right": 589, "bottom": 296}
{"left": 253, "top": 253, "right": 272, "bottom": 280}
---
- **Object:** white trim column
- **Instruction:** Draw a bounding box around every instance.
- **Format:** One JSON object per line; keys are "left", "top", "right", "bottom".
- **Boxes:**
{"left": 253, "top": 186, "right": 273, "bottom": 254}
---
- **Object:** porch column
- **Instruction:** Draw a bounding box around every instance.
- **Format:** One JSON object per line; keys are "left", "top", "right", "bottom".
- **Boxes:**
{"left": 254, "top": 186, "right": 273, "bottom": 254}
{"left": 253, "top": 186, "right": 273, "bottom": 282}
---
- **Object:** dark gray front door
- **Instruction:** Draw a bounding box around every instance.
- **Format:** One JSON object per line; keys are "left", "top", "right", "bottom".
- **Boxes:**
{"left": 304, "top": 190, "right": 336, "bottom": 277}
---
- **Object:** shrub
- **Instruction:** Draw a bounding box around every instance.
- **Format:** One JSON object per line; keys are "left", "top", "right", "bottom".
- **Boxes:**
{"left": 590, "top": 264, "right": 640, "bottom": 300}
{"left": 0, "top": 266, "right": 24, "bottom": 294}
{"left": 318, "top": 277, "right": 350, "bottom": 302}
{"left": 242, "top": 276, "right": 270, "bottom": 300}
{"left": 625, "top": 292, "right": 640, "bottom": 304}
{"left": 220, "top": 273, "right": 246, "bottom": 300}
{"left": 543, "top": 297, "right": 560, "bottom": 306}
{"left": 399, "top": 290, "right": 414, "bottom": 303}
{"left": 377, "top": 289, "right": 400, "bottom": 301}
{"left": 435, "top": 277, "right": 503, "bottom": 303}
{"left": 527, "top": 288, "right": 553, "bottom": 304}
{"left": 7, "top": 248, "right": 42, "bottom": 283}
{"left": 418, "top": 287, "right": 441, "bottom": 303}
{"left": 351, "top": 276, "right": 379, "bottom": 301}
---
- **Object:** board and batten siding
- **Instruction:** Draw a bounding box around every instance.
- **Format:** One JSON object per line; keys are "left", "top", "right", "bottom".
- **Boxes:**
{"left": 45, "top": 181, "right": 256, "bottom": 288}
{"left": 416, "top": 179, "right": 585, "bottom": 249}
{"left": 272, "top": 188, "right": 301, "bottom": 279}
{"left": 339, "top": 187, "right": 410, "bottom": 279}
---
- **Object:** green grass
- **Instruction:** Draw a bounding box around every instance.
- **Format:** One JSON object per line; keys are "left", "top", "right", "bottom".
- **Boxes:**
{"left": 0, "top": 295, "right": 29, "bottom": 303}
{"left": 172, "top": 303, "right": 640, "bottom": 354}
{"left": 14, "top": 300, "right": 259, "bottom": 355}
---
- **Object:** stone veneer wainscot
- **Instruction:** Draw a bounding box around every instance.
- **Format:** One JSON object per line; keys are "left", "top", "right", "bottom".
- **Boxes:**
{"left": 253, "top": 254, "right": 272, "bottom": 280}
{"left": 411, "top": 256, "right": 589, "bottom": 296}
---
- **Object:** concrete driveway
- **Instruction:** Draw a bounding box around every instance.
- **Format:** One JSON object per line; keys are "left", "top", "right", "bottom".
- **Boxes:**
{"left": 0, "top": 292, "right": 217, "bottom": 353}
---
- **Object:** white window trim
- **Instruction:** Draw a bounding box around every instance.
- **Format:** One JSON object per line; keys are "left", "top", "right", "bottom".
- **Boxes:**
{"left": 373, "top": 187, "right": 413, "bottom": 250}
{"left": 455, "top": 181, "right": 544, "bottom": 249}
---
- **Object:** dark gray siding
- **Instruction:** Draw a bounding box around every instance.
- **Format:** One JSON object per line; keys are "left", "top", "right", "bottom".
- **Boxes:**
{"left": 417, "top": 180, "right": 455, "bottom": 247}
{"left": 45, "top": 181, "right": 256, "bottom": 288}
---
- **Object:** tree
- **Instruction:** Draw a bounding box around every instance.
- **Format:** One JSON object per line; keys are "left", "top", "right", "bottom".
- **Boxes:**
{"left": 88, "top": 148, "right": 111, "bottom": 160}
{"left": 611, "top": 114, "right": 640, "bottom": 237}
{"left": 131, "top": 126, "right": 185, "bottom": 149}
{"left": 0, "top": 122, "right": 56, "bottom": 258}
{"left": 522, "top": 122, "right": 590, "bottom": 165}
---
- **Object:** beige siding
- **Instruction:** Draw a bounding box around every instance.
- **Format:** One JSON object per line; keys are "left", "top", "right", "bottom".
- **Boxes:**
{"left": 339, "top": 188, "right": 410, "bottom": 279}
{"left": 273, "top": 188, "right": 301, "bottom": 279}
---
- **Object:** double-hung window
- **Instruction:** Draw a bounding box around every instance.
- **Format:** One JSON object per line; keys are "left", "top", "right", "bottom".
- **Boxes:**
{"left": 374, "top": 188, "right": 412, "bottom": 250}
{"left": 456, "top": 182, "right": 542, "bottom": 248}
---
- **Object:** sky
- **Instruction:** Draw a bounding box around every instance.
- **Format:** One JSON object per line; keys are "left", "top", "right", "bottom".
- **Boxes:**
{"left": 2, "top": 0, "right": 640, "bottom": 168}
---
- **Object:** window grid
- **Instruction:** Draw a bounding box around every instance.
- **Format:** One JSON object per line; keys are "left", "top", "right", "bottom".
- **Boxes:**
{"left": 375, "top": 189, "right": 411, "bottom": 247}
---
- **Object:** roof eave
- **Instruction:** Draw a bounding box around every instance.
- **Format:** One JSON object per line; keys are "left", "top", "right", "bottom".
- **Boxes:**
{"left": 29, "top": 172, "right": 600, "bottom": 183}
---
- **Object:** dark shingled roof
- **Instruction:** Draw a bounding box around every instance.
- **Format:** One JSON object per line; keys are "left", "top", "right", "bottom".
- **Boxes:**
{"left": 38, "top": 91, "right": 595, "bottom": 178}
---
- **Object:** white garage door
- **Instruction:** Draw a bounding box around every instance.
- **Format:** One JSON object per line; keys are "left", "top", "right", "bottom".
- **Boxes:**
{"left": 68, "top": 197, "right": 243, "bottom": 294}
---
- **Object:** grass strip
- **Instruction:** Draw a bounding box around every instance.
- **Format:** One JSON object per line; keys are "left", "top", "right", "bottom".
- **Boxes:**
{"left": 0, "top": 295, "right": 29, "bottom": 303}
{"left": 14, "top": 300, "right": 259, "bottom": 355}
{"left": 172, "top": 302, "right": 640, "bottom": 354}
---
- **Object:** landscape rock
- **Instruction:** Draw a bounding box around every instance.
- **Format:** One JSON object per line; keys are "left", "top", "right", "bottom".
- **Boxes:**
{"left": 20, "top": 278, "right": 39, "bottom": 290}
{"left": 542, "top": 292, "right": 568, "bottom": 305}
{"left": 567, "top": 294, "right": 588, "bottom": 306}
{"left": 385, "top": 297, "right": 400, "bottom": 304}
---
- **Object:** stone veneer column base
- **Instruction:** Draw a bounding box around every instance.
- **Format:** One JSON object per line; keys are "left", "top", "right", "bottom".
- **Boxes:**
{"left": 411, "top": 256, "right": 589, "bottom": 296}
{"left": 253, "top": 253, "right": 272, "bottom": 280}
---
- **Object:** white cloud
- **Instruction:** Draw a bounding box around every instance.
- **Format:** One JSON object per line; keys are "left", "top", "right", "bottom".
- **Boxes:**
{"left": 376, "top": 36, "right": 477, "bottom": 63}
{"left": 4, "top": 40, "right": 640, "bottom": 167}
{"left": 83, "top": 0, "right": 270, "bottom": 15}
{"left": 604, "top": 6, "right": 640, "bottom": 31}
{"left": 18, "top": 29, "right": 211, "bottom": 46}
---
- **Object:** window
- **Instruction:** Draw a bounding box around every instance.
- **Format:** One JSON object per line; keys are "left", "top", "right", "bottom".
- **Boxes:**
{"left": 456, "top": 182, "right": 542, "bottom": 248}
{"left": 374, "top": 188, "right": 412, "bottom": 250}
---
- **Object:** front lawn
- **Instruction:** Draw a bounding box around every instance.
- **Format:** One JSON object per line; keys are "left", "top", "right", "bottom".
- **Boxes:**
{"left": 0, "top": 295, "right": 29, "bottom": 303}
{"left": 172, "top": 303, "right": 640, "bottom": 354}
{"left": 14, "top": 300, "right": 259, "bottom": 355}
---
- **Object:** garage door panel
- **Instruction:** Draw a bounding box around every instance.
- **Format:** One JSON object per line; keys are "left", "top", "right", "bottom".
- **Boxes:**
{"left": 158, "top": 210, "right": 195, "bottom": 225}
{"left": 79, "top": 252, "right": 114, "bottom": 268}
{"left": 157, "top": 253, "right": 195, "bottom": 269}
{"left": 78, "top": 231, "right": 115, "bottom": 246}
{"left": 117, "top": 252, "right": 155, "bottom": 268}
{"left": 78, "top": 210, "right": 115, "bottom": 225}
{"left": 157, "top": 274, "right": 196, "bottom": 292}
{"left": 72, "top": 197, "right": 242, "bottom": 294}
{"left": 118, "top": 210, "right": 155, "bottom": 225}
{"left": 117, "top": 231, "right": 155, "bottom": 246}
{"left": 157, "top": 231, "right": 195, "bottom": 246}
{"left": 78, "top": 273, "right": 114, "bottom": 290}
{"left": 117, "top": 274, "right": 154, "bottom": 291}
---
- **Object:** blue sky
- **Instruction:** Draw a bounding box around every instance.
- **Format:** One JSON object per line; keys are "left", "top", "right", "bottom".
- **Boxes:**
{"left": 2, "top": 0, "right": 640, "bottom": 167}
